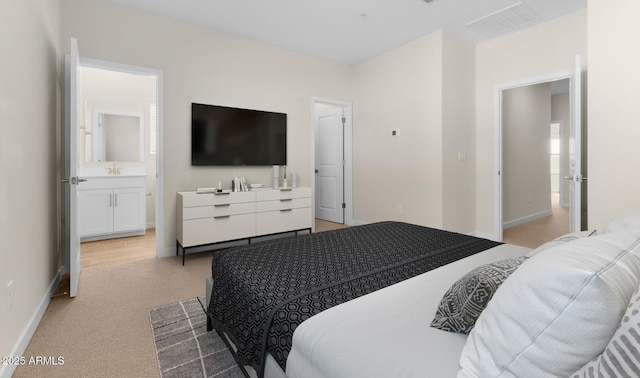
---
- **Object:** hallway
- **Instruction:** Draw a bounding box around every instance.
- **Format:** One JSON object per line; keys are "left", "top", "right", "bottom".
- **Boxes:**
{"left": 503, "top": 193, "right": 569, "bottom": 249}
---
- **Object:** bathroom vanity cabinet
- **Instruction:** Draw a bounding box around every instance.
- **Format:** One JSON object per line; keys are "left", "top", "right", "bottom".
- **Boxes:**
{"left": 78, "top": 175, "right": 146, "bottom": 241}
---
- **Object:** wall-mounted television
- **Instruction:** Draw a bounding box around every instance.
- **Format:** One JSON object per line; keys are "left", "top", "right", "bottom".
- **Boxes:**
{"left": 191, "top": 103, "right": 287, "bottom": 166}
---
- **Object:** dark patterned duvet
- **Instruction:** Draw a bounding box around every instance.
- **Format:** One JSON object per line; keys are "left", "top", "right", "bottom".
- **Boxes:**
{"left": 207, "top": 221, "right": 501, "bottom": 377}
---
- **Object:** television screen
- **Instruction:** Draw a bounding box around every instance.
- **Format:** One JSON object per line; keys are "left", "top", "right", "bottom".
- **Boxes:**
{"left": 191, "top": 103, "right": 287, "bottom": 166}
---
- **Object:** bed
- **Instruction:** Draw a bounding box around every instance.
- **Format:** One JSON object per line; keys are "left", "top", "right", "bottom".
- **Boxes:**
{"left": 206, "top": 221, "right": 523, "bottom": 378}
{"left": 207, "top": 211, "right": 640, "bottom": 378}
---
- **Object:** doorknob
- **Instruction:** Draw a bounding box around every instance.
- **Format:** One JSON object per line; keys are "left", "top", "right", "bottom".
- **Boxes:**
{"left": 564, "top": 175, "right": 588, "bottom": 182}
{"left": 315, "top": 169, "right": 319, "bottom": 174}
{"left": 61, "top": 177, "right": 88, "bottom": 184}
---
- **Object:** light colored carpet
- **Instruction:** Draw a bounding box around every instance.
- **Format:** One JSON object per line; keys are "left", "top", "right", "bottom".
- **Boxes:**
{"left": 15, "top": 220, "right": 346, "bottom": 377}
{"left": 14, "top": 253, "right": 212, "bottom": 378}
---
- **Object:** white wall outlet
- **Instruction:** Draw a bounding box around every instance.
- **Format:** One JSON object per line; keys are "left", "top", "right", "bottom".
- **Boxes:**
{"left": 6, "top": 280, "right": 15, "bottom": 311}
{"left": 457, "top": 151, "right": 468, "bottom": 161}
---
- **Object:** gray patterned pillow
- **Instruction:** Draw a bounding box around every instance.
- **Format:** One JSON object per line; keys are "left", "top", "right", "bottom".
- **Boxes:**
{"left": 430, "top": 256, "right": 528, "bottom": 334}
{"left": 571, "top": 286, "right": 640, "bottom": 377}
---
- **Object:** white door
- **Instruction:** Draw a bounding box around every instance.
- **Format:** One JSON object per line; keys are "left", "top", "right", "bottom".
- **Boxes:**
{"left": 65, "top": 37, "right": 82, "bottom": 297}
{"left": 567, "top": 55, "right": 583, "bottom": 232}
{"left": 315, "top": 108, "right": 344, "bottom": 224}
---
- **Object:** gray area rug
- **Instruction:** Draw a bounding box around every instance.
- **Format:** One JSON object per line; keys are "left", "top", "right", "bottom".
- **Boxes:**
{"left": 150, "top": 297, "right": 245, "bottom": 378}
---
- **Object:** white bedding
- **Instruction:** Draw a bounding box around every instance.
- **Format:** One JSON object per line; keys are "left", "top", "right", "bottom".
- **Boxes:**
{"left": 283, "top": 243, "right": 531, "bottom": 378}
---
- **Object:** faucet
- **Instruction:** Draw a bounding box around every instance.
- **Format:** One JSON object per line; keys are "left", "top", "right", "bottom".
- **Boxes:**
{"left": 107, "top": 161, "right": 120, "bottom": 176}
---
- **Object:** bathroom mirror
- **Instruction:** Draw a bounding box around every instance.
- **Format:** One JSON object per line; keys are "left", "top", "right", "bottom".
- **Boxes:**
{"left": 86, "top": 110, "right": 144, "bottom": 162}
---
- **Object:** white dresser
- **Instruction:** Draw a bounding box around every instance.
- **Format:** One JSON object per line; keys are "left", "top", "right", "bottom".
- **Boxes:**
{"left": 176, "top": 187, "right": 312, "bottom": 264}
{"left": 78, "top": 176, "right": 146, "bottom": 241}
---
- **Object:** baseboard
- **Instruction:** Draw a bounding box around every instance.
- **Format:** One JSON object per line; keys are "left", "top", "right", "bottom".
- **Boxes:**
{"left": 503, "top": 209, "right": 553, "bottom": 230}
{"left": 0, "top": 268, "right": 63, "bottom": 378}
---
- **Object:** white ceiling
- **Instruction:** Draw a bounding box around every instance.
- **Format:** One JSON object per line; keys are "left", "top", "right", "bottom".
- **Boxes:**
{"left": 102, "top": 0, "right": 586, "bottom": 64}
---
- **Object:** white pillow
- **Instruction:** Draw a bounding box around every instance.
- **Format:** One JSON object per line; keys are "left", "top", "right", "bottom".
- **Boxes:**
{"left": 458, "top": 231, "right": 640, "bottom": 378}
{"left": 571, "top": 285, "right": 640, "bottom": 377}
{"left": 526, "top": 230, "right": 597, "bottom": 257}
{"left": 603, "top": 208, "right": 640, "bottom": 234}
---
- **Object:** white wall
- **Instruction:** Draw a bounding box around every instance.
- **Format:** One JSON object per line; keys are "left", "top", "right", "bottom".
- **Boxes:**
{"left": 0, "top": 0, "right": 62, "bottom": 373}
{"left": 61, "top": 0, "right": 352, "bottom": 253}
{"left": 475, "top": 10, "right": 587, "bottom": 237}
{"left": 587, "top": 0, "right": 640, "bottom": 231}
{"left": 502, "top": 83, "right": 552, "bottom": 224}
{"left": 351, "top": 31, "right": 444, "bottom": 227}
{"left": 442, "top": 32, "right": 476, "bottom": 233}
{"left": 60, "top": 2, "right": 589, "bottom": 245}
{"left": 350, "top": 30, "right": 476, "bottom": 232}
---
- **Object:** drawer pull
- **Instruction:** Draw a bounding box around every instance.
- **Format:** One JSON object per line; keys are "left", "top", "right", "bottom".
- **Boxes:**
{"left": 280, "top": 208, "right": 293, "bottom": 212}
{"left": 279, "top": 198, "right": 293, "bottom": 202}
{"left": 214, "top": 215, "right": 231, "bottom": 219}
{"left": 214, "top": 203, "right": 231, "bottom": 207}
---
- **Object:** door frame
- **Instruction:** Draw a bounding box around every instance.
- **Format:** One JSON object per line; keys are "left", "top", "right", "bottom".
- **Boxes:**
{"left": 493, "top": 71, "right": 571, "bottom": 242}
{"left": 79, "top": 57, "right": 164, "bottom": 257}
{"left": 311, "top": 98, "right": 353, "bottom": 228}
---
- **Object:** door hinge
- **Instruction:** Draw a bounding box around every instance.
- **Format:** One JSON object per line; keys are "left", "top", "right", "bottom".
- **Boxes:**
{"left": 342, "top": 117, "right": 346, "bottom": 124}
{"left": 342, "top": 203, "right": 346, "bottom": 209}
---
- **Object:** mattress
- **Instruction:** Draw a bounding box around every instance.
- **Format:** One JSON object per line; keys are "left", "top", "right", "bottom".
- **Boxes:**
{"left": 285, "top": 243, "right": 531, "bottom": 378}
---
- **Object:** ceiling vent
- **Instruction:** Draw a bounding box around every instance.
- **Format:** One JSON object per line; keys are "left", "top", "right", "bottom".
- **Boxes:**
{"left": 466, "top": 2, "right": 540, "bottom": 39}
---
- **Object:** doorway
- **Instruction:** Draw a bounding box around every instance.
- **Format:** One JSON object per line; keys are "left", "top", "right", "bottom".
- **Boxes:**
{"left": 311, "top": 98, "right": 353, "bottom": 228}
{"left": 499, "top": 78, "right": 573, "bottom": 248}
{"left": 77, "top": 59, "right": 163, "bottom": 267}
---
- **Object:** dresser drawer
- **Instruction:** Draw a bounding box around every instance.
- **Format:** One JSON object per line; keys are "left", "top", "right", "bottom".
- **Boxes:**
{"left": 256, "top": 198, "right": 312, "bottom": 212}
{"left": 182, "top": 202, "right": 256, "bottom": 220}
{"left": 256, "top": 207, "right": 312, "bottom": 236}
{"left": 256, "top": 187, "right": 311, "bottom": 201}
{"left": 181, "top": 213, "right": 255, "bottom": 246}
{"left": 181, "top": 191, "right": 256, "bottom": 207}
